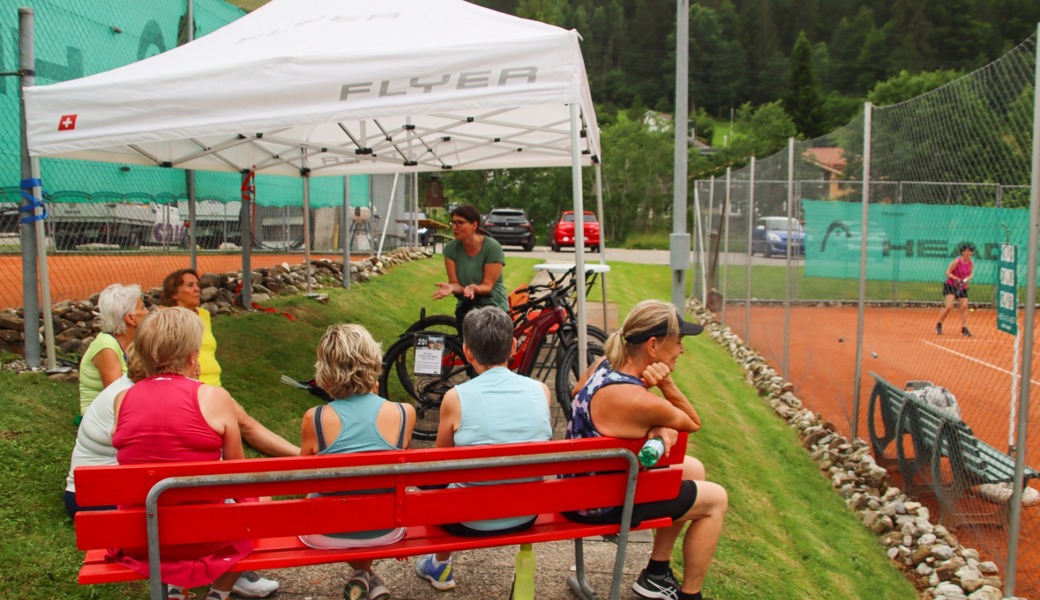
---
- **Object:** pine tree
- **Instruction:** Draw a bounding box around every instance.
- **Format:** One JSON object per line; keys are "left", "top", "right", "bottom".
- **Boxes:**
{"left": 782, "top": 32, "right": 826, "bottom": 138}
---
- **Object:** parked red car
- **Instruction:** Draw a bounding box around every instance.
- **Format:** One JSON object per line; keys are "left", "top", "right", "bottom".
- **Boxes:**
{"left": 549, "top": 210, "right": 600, "bottom": 252}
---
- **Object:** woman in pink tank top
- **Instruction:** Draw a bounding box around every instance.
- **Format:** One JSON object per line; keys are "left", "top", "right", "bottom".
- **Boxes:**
{"left": 110, "top": 307, "right": 249, "bottom": 600}
{"left": 936, "top": 242, "right": 975, "bottom": 337}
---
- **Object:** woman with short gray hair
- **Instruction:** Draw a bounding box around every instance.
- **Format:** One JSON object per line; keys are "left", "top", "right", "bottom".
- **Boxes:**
{"left": 78, "top": 283, "right": 148, "bottom": 414}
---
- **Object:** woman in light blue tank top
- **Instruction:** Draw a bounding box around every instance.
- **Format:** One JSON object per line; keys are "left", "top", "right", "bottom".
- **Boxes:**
{"left": 298, "top": 324, "right": 416, "bottom": 600}
{"left": 413, "top": 307, "right": 552, "bottom": 593}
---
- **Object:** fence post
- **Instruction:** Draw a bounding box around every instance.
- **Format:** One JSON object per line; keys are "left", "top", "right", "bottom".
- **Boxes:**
{"left": 720, "top": 169, "right": 731, "bottom": 324}
{"left": 670, "top": 0, "right": 689, "bottom": 313}
{"left": 746, "top": 157, "right": 755, "bottom": 346}
{"left": 783, "top": 138, "right": 794, "bottom": 380}
{"left": 852, "top": 102, "right": 873, "bottom": 441}
{"left": 17, "top": 7, "right": 55, "bottom": 369}
{"left": 1004, "top": 22, "right": 1040, "bottom": 597}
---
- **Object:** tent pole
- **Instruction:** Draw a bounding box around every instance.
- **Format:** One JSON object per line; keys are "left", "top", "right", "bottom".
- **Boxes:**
{"left": 183, "top": 0, "right": 197, "bottom": 271}
{"left": 239, "top": 170, "right": 252, "bottom": 308}
{"left": 377, "top": 173, "right": 399, "bottom": 259}
{"left": 594, "top": 163, "right": 608, "bottom": 331}
{"left": 186, "top": 172, "right": 197, "bottom": 269}
{"left": 302, "top": 161, "right": 312, "bottom": 295}
{"left": 570, "top": 103, "right": 588, "bottom": 370}
{"left": 342, "top": 176, "right": 351, "bottom": 290}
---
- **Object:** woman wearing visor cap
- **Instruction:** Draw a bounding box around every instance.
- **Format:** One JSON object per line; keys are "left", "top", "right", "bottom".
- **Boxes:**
{"left": 565, "top": 299, "right": 727, "bottom": 600}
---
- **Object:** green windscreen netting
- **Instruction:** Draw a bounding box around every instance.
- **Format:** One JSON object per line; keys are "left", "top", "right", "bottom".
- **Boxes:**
{"left": 803, "top": 199, "right": 1031, "bottom": 286}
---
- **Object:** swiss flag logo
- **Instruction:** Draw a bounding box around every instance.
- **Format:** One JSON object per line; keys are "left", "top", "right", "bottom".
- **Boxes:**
{"left": 57, "top": 114, "right": 78, "bottom": 131}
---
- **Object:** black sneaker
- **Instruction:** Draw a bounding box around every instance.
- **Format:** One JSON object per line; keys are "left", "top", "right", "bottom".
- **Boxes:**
{"left": 962, "top": 327, "right": 972, "bottom": 337}
{"left": 936, "top": 322, "right": 943, "bottom": 335}
{"left": 632, "top": 568, "right": 680, "bottom": 600}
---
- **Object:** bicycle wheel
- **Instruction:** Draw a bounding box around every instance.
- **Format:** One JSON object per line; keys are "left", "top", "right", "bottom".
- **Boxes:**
{"left": 379, "top": 331, "right": 473, "bottom": 440}
{"left": 556, "top": 323, "right": 608, "bottom": 347}
{"left": 554, "top": 342, "right": 604, "bottom": 422}
{"left": 405, "top": 314, "right": 459, "bottom": 335}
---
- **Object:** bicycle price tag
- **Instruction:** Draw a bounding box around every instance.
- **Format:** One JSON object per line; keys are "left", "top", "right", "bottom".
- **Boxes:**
{"left": 414, "top": 334, "right": 445, "bottom": 375}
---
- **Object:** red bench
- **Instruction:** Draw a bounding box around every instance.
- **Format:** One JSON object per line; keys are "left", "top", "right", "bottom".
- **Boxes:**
{"left": 74, "top": 434, "right": 687, "bottom": 600}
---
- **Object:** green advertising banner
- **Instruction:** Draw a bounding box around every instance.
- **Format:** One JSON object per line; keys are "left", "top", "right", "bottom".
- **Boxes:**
{"left": 997, "top": 245, "right": 1018, "bottom": 335}
{"left": 803, "top": 199, "right": 1033, "bottom": 286}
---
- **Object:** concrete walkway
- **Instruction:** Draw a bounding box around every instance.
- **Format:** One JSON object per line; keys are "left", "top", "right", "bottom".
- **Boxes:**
{"left": 264, "top": 532, "right": 653, "bottom": 600}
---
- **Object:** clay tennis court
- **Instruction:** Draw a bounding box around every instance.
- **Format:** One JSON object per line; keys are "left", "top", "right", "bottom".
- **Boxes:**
{"left": 0, "top": 251, "right": 358, "bottom": 309}
{"left": 725, "top": 303, "right": 1040, "bottom": 596}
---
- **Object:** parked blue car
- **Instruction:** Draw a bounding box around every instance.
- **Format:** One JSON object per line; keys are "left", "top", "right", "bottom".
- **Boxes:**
{"left": 751, "top": 216, "right": 805, "bottom": 258}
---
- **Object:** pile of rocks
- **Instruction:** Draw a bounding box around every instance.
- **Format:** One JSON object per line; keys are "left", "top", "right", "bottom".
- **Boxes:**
{"left": 687, "top": 299, "right": 1022, "bottom": 600}
{"left": 0, "top": 248, "right": 434, "bottom": 357}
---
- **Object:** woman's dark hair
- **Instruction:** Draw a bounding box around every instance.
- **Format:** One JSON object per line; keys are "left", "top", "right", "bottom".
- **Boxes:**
{"left": 958, "top": 242, "right": 976, "bottom": 254}
{"left": 450, "top": 204, "right": 481, "bottom": 224}
{"left": 160, "top": 268, "right": 199, "bottom": 307}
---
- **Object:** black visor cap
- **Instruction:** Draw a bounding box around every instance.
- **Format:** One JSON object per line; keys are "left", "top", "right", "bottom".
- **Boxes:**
{"left": 625, "top": 316, "right": 704, "bottom": 345}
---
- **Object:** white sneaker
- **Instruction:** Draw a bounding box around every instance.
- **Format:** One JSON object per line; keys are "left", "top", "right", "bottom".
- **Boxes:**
{"left": 232, "top": 571, "right": 279, "bottom": 598}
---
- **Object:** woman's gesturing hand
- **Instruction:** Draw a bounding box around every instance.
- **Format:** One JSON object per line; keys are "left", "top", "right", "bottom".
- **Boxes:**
{"left": 432, "top": 282, "right": 456, "bottom": 300}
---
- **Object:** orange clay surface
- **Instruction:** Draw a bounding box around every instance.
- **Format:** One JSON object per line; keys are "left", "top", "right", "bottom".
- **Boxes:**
{"left": 0, "top": 252, "right": 358, "bottom": 309}
{"left": 723, "top": 304, "right": 1040, "bottom": 596}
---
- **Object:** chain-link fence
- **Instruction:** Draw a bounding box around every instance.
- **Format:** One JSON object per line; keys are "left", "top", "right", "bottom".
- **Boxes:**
{"left": 695, "top": 33, "right": 1040, "bottom": 598}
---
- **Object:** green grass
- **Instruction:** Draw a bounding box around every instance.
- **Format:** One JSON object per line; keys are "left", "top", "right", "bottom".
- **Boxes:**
{"left": 0, "top": 256, "right": 915, "bottom": 599}
{"left": 618, "top": 231, "right": 670, "bottom": 250}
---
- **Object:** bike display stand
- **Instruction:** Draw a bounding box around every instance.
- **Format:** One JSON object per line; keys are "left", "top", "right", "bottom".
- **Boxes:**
{"left": 532, "top": 262, "right": 611, "bottom": 332}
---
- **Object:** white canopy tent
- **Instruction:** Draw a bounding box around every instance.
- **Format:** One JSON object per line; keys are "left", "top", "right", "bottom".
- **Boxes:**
{"left": 22, "top": 0, "right": 602, "bottom": 366}
{"left": 24, "top": 0, "right": 600, "bottom": 174}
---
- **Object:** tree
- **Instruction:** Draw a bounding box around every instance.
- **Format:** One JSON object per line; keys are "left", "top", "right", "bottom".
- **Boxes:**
{"left": 723, "top": 101, "right": 798, "bottom": 161}
{"left": 853, "top": 25, "right": 892, "bottom": 94}
{"left": 867, "top": 69, "right": 965, "bottom": 106}
{"left": 783, "top": 32, "right": 826, "bottom": 138}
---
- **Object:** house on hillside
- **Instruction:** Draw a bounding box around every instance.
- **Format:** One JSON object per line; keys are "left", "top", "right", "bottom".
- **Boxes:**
{"left": 801, "top": 147, "right": 848, "bottom": 199}
{"left": 641, "top": 110, "right": 718, "bottom": 155}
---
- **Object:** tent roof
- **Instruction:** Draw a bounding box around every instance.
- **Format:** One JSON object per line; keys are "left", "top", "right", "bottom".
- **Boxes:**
{"left": 24, "top": 0, "right": 600, "bottom": 177}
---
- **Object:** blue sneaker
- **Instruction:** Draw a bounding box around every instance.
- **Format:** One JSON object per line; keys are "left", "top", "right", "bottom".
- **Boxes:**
{"left": 415, "top": 554, "right": 456, "bottom": 591}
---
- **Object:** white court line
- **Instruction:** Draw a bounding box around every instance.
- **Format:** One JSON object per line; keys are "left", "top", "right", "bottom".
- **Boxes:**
{"left": 920, "top": 340, "right": 1040, "bottom": 387}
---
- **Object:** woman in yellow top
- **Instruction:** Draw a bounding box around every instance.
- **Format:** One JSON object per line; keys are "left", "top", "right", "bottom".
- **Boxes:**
{"left": 161, "top": 268, "right": 221, "bottom": 386}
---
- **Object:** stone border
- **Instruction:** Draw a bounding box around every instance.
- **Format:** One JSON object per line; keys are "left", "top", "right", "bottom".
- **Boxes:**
{"left": 0, "top": 248, "right": 435, "bottom": 359}
{"left": 687, "top": 299, "right": 1021, "bottom": 600}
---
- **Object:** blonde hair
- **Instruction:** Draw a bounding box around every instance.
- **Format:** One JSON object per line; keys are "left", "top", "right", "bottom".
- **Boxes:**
{"left": 604, "top": 299, "right": 681, "bottom": 367}
{"left": 98, "top": 283, "right": 142, "bottom": 335}
{"left": 127, "top": 306, "right": 203, "bottom": 381}
{"left": 314, "top": 323, "right": 383, "bottom": 399}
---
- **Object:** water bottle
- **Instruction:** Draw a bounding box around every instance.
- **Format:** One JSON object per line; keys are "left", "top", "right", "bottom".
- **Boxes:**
{"left": 512, "top": 543, "right": 535, "bottom": 600}
{"left": 638, "top": 437, "right": 665, "bottom": 467}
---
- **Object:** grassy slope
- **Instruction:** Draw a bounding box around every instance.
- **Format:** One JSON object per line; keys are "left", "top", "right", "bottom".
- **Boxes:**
{"left": 0, "top": 256, "right": 914, "bottom": 599}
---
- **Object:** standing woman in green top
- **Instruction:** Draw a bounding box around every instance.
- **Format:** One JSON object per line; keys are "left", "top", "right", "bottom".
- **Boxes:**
{"left": 432, "top": 204, "right": 510, "bottom": 327}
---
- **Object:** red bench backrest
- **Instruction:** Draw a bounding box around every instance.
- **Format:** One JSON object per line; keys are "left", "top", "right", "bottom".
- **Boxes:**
{"left": 75, "top": 435, "right": 687, "bottom": 550}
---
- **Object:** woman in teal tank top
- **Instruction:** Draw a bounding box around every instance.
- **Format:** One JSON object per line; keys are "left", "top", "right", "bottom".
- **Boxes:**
{"left": 298, "top": 323, "right": 416, "bottom": 600}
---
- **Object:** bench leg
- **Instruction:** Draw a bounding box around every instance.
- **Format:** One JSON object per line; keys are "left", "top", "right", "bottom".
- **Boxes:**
{"left": 567, "top": 538, "right": 598, "bottom": 600}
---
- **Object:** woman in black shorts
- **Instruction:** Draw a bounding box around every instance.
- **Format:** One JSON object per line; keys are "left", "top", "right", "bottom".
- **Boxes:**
{"left": 565, "top": 300, "right": 727, "bottom": 600}
{"left": 936, "top": 242, "right": 975, "bottom": 337}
